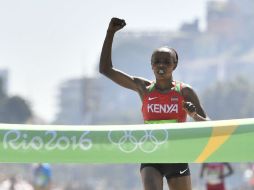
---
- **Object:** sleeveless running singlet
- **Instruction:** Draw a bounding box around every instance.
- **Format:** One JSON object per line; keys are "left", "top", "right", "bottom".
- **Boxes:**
{"left": 142, "top": 80, "right": 187, "bottom": 123}
{"left": 205, "top": 163, "right": 225, "bottom": 185}
{"left": 140, "top": 81, "right": 190, "bottom": 179}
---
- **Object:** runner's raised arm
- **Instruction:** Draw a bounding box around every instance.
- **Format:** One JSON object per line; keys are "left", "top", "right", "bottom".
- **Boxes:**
{"left": 99, "top": 17, "right": 150, "bottom": 94}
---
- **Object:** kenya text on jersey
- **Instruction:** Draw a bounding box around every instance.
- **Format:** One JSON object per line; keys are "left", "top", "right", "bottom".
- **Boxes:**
{"left": 147, "top": 104, "right": 178, "bottom": 113}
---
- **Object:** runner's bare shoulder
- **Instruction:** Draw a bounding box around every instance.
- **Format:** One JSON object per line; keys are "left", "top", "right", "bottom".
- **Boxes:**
{"left": 133, "top": 77, "right": 152, "bottom": 92}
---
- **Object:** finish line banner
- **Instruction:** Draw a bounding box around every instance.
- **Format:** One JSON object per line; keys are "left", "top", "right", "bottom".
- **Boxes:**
{"left": 0, "top": 118, "right": 254, "bottom": 163}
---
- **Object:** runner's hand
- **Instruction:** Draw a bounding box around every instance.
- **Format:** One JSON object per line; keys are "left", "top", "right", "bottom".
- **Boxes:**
{"left": 107, "top": 17, "right": 126, "bottom": 33}
{"left": 183, "top": 101, "right": 197, "bottom": 118}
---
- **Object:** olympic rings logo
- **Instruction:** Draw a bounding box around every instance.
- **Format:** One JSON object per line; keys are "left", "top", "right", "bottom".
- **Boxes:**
{"left": 108, "top": 130, "right": 168, "bottom": 153}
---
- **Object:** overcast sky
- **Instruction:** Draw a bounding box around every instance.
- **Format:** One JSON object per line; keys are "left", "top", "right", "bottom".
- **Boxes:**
{"left": 0, "top": 0, "right": 213, "bottom": 122}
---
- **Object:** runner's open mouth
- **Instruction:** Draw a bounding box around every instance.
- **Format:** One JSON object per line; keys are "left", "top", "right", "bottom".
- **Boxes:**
{"left": 158, "top": 69, "right": 165, "bottom": 75}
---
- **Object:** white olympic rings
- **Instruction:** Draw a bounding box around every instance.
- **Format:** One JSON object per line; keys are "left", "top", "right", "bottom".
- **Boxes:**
{"left": 108, "top": 130, "right": 168, "bottom": 153}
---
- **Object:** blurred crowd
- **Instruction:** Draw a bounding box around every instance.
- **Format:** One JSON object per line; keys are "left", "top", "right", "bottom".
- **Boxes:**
{"left": 0, "top": 163, "right": 61, "bottom": 190}
{"left": 1, "top": 163, "right": 254, "bottom": 190}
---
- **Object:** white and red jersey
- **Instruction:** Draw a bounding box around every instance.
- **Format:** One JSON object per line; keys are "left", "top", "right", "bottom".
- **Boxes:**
{"left": 205, "top": 163, "right": 225, "bottom": 185}
{"left": 142, "top": 81, "right": 187, "bottom": 123}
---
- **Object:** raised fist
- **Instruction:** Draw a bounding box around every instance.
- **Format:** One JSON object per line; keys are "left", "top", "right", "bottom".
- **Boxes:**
{"left": 107, "top": 17, "right": 126, "bottom": 33}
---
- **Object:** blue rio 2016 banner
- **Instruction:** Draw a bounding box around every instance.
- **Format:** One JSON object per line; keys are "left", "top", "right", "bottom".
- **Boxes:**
{"left": 0, "top": 118, "right": 254, "bottom": 163}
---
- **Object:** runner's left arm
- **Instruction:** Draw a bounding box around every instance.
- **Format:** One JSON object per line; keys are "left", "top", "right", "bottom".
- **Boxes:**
{"left": 182, "top": 86, "right": 210, "bottom": 121}
{"left": 220, "top": 163, "right": 233, "bottom": 179}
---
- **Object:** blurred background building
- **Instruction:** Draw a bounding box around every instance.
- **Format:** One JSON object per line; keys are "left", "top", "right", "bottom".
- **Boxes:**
{"left": 54, "top": 77, "right": 99, "bottom": 124}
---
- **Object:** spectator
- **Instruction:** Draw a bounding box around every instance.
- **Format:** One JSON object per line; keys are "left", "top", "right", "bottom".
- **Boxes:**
{"left": 33, "top": 164, "right": 51, "bottom": 190}
{"left": 200, "top": 163, "right": 233, "bottom": 190}
{"left": 0, "top": 175, "right": 33, "bottom": 190}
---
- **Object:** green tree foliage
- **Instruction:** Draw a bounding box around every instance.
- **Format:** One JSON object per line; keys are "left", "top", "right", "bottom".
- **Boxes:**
{"left": 0, "top": 96, "right": 32, "bottom": 123}
{"left": 0, "top": 80, "right": 32, "bottom": 124}
{"left": 202, "top": 77, "right": 254, "bottom": 120}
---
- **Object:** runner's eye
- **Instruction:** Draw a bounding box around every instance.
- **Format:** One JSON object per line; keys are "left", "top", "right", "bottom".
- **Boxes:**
{"left": 153, "top": 61, "right": 173, "bottom": 65}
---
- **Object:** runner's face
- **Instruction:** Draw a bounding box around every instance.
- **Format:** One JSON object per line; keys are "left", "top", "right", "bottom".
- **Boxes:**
{"left": 151, "top": 51, "right": 176, "bottom": 79}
